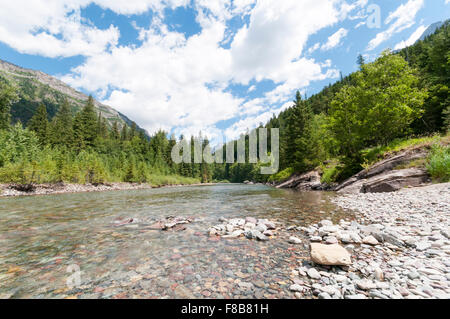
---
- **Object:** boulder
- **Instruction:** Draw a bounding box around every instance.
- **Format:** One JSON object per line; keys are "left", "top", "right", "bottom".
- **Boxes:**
{"left": 335, "top": 148, "right": 429, "bottom": 193}
{"left": 310, "top": 243, "right": 352, "bottom": 266}
{"left": 276, "top": 170, "right": 322, "bottom": 190}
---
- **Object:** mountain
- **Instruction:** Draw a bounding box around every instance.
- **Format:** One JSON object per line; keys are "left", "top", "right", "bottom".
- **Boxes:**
{"left": 418, "top": 20, "right": 446, "bottom": 42}
{"left": 0, "top": 59, "right": 148, "bottom": 136}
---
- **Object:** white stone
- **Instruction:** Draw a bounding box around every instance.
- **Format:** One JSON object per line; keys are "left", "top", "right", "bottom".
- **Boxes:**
{"left": 310, "top": 243, "right": 352, "bottom": 266}
{"left": 362, "top": 236, "right": 379, "bottom": 245}
{"left": 307, "top": 268, "right": 321, "bottom": 280}
{"left": 288, "top": 236, "right": 302, "bottom": 245}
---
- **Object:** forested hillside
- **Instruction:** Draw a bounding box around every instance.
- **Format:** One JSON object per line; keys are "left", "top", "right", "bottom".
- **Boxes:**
{"left": 0, "top": 22, "right": 448, "bottom": 187}
{"left": 0, "top": 59, "right": 147, "bottom": 136}
{"left": 213, "top": 21, "right": 450, "bottom": 184}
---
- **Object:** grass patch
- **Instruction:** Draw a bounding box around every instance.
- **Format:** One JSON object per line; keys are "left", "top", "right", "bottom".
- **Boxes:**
{"left": 268, "top": 167, "right": 295, "bottom": 183}
{"left": 320, "top": 160, "right": 340, "bottom": 184}
{"left": 147, "top": 174, "right": 201, "bottom": 187}
{"left": 427, "top": 145, "right": 450, "bottom": 182}
{"left": 394, "top": 158, "right": 427, "bottom": 170}
{"left": 361, "top": 134, "right": 446, "bottom": 168}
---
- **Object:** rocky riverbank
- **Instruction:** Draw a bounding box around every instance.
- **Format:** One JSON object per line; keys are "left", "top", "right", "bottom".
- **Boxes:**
{"left": 0, "top": 182, "right": 214, "bottom": 197}
{"left": 288, "top": 183, "right": 450, "bottom": 299}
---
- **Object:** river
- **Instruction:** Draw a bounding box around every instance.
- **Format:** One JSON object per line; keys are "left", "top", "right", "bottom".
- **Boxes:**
{"left": 0, "top": 184, "right": 355, "bottom": 299}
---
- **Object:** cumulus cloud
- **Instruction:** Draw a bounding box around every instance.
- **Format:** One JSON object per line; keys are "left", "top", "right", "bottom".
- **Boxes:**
{"left": 321, "top": 28, "right": 348, "bottom": 51}
{"left": 367, "top": 0, "right": 424, "bottom": 51}
{"left": 0, "top": 0, "right": 361, "bottom": 143}
{"left": 393, "top": 24, "right": 428, "bottom": 50}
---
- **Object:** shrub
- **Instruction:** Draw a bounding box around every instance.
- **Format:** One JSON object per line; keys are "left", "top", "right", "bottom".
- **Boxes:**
{"left": 427, "top": 145, "right": 450, "bottom": 182}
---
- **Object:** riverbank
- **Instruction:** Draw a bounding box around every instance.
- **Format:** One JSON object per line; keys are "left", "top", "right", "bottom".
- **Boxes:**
{"left": 290, "top": 183, "right": 450, "bottom": 299}
{"left": 0, "top": 182, "right": 215, "bottom": 197}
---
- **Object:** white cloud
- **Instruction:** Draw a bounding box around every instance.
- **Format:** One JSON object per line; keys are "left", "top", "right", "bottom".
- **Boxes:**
{"left": 0, "top": 1, "right": 119, "bottom": 58}
{"left": 367, "top": 0, "right": 424, "bottom": 51}
{"left": 394, "top": 24, "right": 428, "bottom": 50}
{"left": 229, "top": 0, "right": 343, "bottom": 84}
{"left": 321, "top": 28, "right": 348, "bottom": 51}
{"left": 307, "top": 42, "right": 321, "bottom": 54}
{"left": 0, "top": 0, "right": 363, "bottom": 143}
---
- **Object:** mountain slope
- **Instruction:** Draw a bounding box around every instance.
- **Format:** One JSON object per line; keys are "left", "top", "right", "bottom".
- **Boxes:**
{"left": 418, "top": 21, "right": 446, "bottom": 42}
{"left": 0, "top": 59, "right": 147, "bottom": 135}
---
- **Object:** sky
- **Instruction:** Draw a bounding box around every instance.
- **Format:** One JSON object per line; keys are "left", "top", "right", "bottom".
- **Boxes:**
{"left": 0, "top": 0, "right": 449, "bottom": 145}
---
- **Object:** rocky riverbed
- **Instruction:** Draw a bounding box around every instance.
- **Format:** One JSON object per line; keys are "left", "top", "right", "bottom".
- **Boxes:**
{"left": 287, "top": 183, "right": 450, "bottom": 299}
{"left": 0, "top": 182, "right": 214, "bottom": 197}
{"left": 0, "top": 183, "right": 448, "bottom": 299}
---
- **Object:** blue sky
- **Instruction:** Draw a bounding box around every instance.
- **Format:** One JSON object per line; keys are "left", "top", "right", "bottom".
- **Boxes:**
{"left": 0, "top": 0, "right": 449, "bottom": 144}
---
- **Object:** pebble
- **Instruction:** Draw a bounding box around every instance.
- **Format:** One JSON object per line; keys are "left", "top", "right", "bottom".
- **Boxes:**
{"left": 307, "top": 268, "right": 321, "bottom": 280}
{"left": 362, "top": 236, "right": 379, "bottom": 246}
{"left": 288, "top": 236, "right": 302, "bottom": 245}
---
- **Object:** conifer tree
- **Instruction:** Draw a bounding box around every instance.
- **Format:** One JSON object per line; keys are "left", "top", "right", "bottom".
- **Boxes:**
{"left": 120, "top": 124, "right": 128, "bottom": 141}
{"left": 0, "top": 79, "right": 18, "bottom": 131}
{"left": 111, "top": 121, "right": 120, "bottom": 140}
{"left": 357, "top": 54, "right": 365, "bottom": 70}
{"left": 97, "top": 112, "right": 108, "bottom": 139}
{"left": 284, "top": 91, "right": 314, "bottom": 172}
{"left": 73, "top": 96, "right": 98, "bottom": 148}
{"left": 50, "top": 99, "right": 73, "bottom": 147}
{"left": 28, "top": 103, "right": 49, "bottom": 145}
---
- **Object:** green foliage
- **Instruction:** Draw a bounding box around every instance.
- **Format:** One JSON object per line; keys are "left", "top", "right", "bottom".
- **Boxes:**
{"left": 400, "top": 21, "right": 450, "bottom": 133}
{"left": 28, "top": 103, "right": 49, "bottom": 145}
{"left": 0, "top": 122, "right": 39, "bottom": 166}
{"left": 427, "top": 144, "right": 450, "bottom": 182}
{"left": 328, "top": 51, "right": 427, "bottom": 161}
{"left": 73, "top": 96, "right": 98, "bottom": 149}
{"left": 268, "top": 167, "right": 294, "bottom": 183}
{"left": 320, "top": 162, "right": 340, "bottom": 185}
{"left": 0, "top": 77, "right": 18, "bottom": 130}
{"left": 361, "top": 134, "right": 442, "bottom": 167}
{"left": 50, "top": 99, "right": 74, "bottom": 147}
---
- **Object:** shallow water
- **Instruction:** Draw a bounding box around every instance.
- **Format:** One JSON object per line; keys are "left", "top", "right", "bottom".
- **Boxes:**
{"left": 0, "top": 184, "right": 354, "bottom": 299}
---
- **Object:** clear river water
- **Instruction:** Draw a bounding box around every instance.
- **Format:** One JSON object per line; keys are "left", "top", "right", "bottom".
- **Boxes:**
{"left": 0, "top": 184, "right": 355, "bottom": 299}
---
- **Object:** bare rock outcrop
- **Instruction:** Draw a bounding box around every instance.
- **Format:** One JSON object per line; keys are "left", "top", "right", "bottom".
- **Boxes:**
{"left": 276, "top": 171, "right": 322, "bottom": 190}
{"left": 335, "top": 148, "right": 430, "bottom": 194}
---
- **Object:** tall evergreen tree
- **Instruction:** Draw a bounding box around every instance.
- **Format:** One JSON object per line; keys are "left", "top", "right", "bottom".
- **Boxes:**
{"left": 110, "top": 121, "right": 120, "bottom": 140}
{"left": 357, "top": 54, "right": 365, "bottom": 70}
{"left": 130, "top": 122, "right": 137, "bottom": 140}
{"left": 120, "top": 124, "right": 128, "bottom": 141}
{"left": 284, "top": 91, "right": 314, "bottom": 171}
{"left": 28, "top": 103, "right": 49, "bottom": 145}
{"left": 73, "top": 96, "right": 98, "bottom": 148}
{"left": 0, "top": 79, "right": 18, "bottom": 131}
{"left": 50, "top": 99, "right": 73, "bottom": 147}
{"left": 97, "top": 112, "right": 108, "bottom": 139}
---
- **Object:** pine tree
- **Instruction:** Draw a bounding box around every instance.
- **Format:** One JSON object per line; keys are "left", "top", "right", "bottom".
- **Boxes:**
{"left": 357, "top": 54, "right": 365, "bottom": 70}
{"left": 50, "top": 99, "right": 73, "bottom": 147}
{"left": 111, "top": 121, "right": 120, "bottom": 140}
{"left": 28, "top": 103, "right": 49, "bottom": 144}
{"left": 73, "top": 96, "right": 98, "bottom": 149}
{"left": 284, "top": 91, "right": 314, "bottom": 172}
{"left": 120, "top": 124, "right": 128, "bottom": 141}
{"left": 97, "top": 112, "right": 108, "bottom": 139}
{"left": 130, "top": 122, "right": 137, "bottom": 140}
{"left": 0, "top": 79, "right": 18, "bottom": 130}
